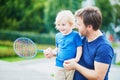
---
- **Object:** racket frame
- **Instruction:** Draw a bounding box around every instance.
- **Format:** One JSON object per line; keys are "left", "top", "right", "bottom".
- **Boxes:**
{"left": 13, "top": 37, "right": 43, "bottom": 59}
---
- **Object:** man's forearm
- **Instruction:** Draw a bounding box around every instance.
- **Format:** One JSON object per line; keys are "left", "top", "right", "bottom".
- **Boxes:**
{"left": 75, "top": 63, "right": 99, "bottom": 80}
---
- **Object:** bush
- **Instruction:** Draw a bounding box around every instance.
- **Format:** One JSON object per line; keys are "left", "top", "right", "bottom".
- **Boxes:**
{"left": 0, "top": 40, "right": 17, "bottom": 58}
{"left": 0, "top": 40, "right": 13, "bottom": 47}
{"left": 0, "top": 30, "right": 55, "bottom": 45}
{"left": 0, "top": 47, "right": 16, "bottom": 58}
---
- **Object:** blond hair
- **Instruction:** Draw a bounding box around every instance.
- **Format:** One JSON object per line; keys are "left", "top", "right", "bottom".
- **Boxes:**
{"left": 55, "top": 10, "right": 75, "bottom": 27}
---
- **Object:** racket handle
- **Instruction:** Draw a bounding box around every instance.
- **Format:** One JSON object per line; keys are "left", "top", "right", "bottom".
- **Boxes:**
{"left": 37, "top": 50, "right": 44, "bottom": 52}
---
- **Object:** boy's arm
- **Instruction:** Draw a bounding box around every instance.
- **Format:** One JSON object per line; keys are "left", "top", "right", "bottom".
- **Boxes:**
{"left": 74, "top": 46, "right": 82, "bottom": 62}
{"left": 52, "top": 47, "right": 58, "bottom": 56}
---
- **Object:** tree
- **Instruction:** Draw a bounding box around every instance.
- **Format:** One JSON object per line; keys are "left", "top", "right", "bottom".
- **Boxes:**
{"left": 112, "top": 2, "right": 120, "bottom": 39}
{"left": 44, "top": 0, "right": 82, "bottom": 33}
{"left": 112, "top": 4, "right": 120, "bottom": 27}
{"left": 0, "top": 0, "right": 46, "bottom": 33}
{"left": 94, "top": 0, "right": 114, "bottom": 32}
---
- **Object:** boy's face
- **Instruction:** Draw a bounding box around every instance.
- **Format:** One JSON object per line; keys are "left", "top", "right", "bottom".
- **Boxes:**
{"left": 55, "top": 20, "right": 73, "bottom": 35}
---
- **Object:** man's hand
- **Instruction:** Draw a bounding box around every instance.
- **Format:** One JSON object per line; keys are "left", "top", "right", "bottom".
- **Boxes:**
{"left": 63, "top": 58, "right": 77, "bottom": 70}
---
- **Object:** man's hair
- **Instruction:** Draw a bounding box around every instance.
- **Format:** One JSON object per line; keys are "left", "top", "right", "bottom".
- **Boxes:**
{"left": 75, "top": 6, "right": 102, "bottom": 30}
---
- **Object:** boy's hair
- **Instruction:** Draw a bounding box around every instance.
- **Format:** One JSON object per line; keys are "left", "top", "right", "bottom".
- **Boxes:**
{"left": 75, "top": 6, "right": 102, "bottom": 30}
{"left": 55, "top": 10, "right": 75, "bottom": 27}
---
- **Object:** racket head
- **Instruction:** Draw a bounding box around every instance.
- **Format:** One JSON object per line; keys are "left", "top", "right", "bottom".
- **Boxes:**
{"left": 13, "top": 37, "right": 37, "bottom": 59}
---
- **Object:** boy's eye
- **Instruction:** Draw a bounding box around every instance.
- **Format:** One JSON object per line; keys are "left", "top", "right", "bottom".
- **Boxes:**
{"left": 57, "top": 24, "right": 60, "bottom": 26}
{"left": 62, "top": 24, "right": 65, "bottom": 26}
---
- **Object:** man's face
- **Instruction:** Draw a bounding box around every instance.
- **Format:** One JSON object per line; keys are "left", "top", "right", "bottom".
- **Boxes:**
{"left": 75, "top": 17, "right": 87, "bottom": 36}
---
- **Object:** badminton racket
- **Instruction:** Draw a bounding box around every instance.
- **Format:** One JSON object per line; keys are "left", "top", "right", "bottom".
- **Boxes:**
{"left": 13, "top": 37, "right": 44, "bottom": 59}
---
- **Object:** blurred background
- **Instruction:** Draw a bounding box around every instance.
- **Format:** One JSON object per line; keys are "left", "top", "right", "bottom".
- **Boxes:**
{"left": 0, "top": 0, "right": 120, "bottom": 64}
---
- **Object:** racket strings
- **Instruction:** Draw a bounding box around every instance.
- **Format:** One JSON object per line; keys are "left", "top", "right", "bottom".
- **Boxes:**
{"left": 14, "top": 38, "right": 37, "bottom": 58}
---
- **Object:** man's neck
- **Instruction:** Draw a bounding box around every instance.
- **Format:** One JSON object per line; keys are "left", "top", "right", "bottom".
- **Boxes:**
{"left": 87, "top": 30, "right": 103, "bottom": 42}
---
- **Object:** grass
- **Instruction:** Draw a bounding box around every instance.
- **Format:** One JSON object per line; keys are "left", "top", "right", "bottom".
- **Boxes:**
{"left": 0, "top": 46, "right": 8, "bottom": 49}
{"left": 0, "top": 56, "right": 27, "bottom": 62}
{"left": 0, "top": 53, "right": 45, "bottom": 62}
{"left": 116, "top": 62, "right": 120, "bottom": 65}
{"left": 112, "top": 42, "right": 119, "bottom": 48}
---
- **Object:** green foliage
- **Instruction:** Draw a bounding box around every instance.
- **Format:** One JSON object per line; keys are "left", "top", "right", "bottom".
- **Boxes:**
{"left": 112, "top": 3, "right": 120, "bottom": 27}
{"left": 94, "top": 0, "right": 114, "bottom": 32}
{"left": 1, "top": 0, "right": 120, "bottom": 34}
{"left": 0, "top": 30, "right": 55, "bottom": 45}
{"left": 44, "top": 0, "right": 82, "bottom": 32}
{"left": 0, "top": 40, "right": 13, "bottom": 47}
{"left": 111, "top": 42, "right": 120, "bottom": 48}
{"left": 0, "top": 40, "right": 16, "bottom": 58}
{"left": 116, "top": 62, "right": 120, "bottom": 65}
{"left": 0, "top": 0, "right": 46, "bottom": 33}
{"left": 0, "top": 46, "right": 16, "bottom": 58}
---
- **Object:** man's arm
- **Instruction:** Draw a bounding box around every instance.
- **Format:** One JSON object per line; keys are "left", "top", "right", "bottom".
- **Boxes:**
{"left": 64, "top": 60, "right": 109, "bottom": 80}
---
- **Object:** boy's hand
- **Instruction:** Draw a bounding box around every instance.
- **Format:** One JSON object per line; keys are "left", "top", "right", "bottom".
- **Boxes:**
{"left": 43, "top": 48, "right": 54, "bottom": 58}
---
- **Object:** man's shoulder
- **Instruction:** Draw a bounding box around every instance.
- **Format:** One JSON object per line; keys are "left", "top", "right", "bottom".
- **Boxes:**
{"left": 98, "top": 35, "right": 112, "bottom": 46}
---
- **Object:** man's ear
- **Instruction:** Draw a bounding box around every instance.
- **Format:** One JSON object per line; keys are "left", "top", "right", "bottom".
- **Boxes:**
{"left": 87, "top": 24, "right": 92, "bottom": 30}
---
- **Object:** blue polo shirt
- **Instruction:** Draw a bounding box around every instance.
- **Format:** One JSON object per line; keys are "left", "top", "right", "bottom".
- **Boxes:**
{"left": 55, "top": 31, "right": 82, "bottom": 67}
{"left": 73, "top": 35, "right": 114, "bottom": 80}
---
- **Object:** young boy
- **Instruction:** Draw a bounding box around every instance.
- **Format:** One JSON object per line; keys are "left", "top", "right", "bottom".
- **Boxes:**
{"left": 44, "top": 10, "right": 82, "bottom": 80}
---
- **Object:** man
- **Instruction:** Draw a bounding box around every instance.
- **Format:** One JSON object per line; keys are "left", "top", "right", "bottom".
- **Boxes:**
{"left": 63, "top": 6, "right": 114, "bottom": 80}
